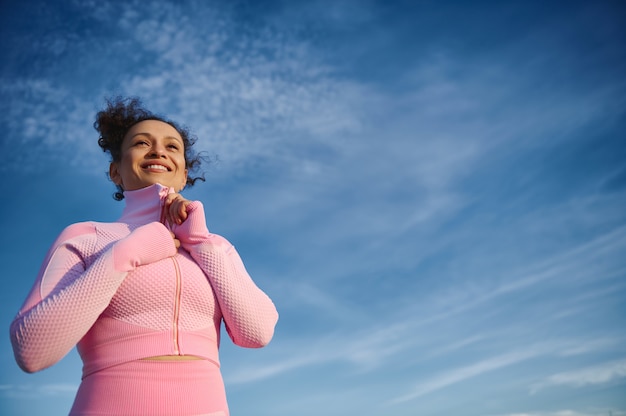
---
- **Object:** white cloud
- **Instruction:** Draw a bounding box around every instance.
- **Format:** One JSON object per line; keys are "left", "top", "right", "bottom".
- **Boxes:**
{"left": 0, "top": 383, "right": 78, "bottom": 398}
{"left": 0, "top": 79, "right": 103, "bottom": 173}
{"left": 107, "top": 0, "right": 366, "bottom": 172}
{"left": 2, "top": 0, "right": 368, "bottom": 178}
{"left": 2, "top": 3, "right": 625, "bottom": 415}
{"left": 559, "top": 336, "right": 625, "bottom": 357}
{"left": 220, "top": 222, "right": 626, "bottom": 411}
{"left": 226, "top": 352, "right": 323, "bottom": 384}
{"left": 225, "top": 220, "right": 626, "bottom": 388}
{"left": 530, "top": 358, "right": 626, "bottom": 394}
{"left": 280, "top": 281, "right": 366, "bottom": 323}
{"left": 388, "top": 345, "right": 551, "bottom": 404}
{"left": 488, "top": 411, "right": 626, "bottom": 416}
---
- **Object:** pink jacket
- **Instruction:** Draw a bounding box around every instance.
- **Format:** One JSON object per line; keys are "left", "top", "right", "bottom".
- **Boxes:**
{"left": 10, "top": 184, "right": 278, "bottom": 377}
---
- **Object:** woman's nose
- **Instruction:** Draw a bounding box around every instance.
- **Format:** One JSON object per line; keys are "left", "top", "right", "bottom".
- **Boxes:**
{"left": 149, "top": 144, "right": 166, "bottom": 157}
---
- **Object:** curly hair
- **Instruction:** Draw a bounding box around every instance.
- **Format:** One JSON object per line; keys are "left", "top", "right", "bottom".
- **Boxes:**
{"left": 94, "top": 96, "right": 205, "bottom": 200}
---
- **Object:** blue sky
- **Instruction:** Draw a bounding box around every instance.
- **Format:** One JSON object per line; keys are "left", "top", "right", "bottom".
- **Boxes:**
{"left": 1, "top": 0, "right": 625, "bottom": 415}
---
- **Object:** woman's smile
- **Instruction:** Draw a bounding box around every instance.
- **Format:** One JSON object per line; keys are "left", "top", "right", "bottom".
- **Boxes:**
{"left": 142, "top": 163, "right": 171, "bottom": 172}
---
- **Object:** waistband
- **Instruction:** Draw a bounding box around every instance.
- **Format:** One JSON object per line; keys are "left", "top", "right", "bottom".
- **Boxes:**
{"left": 78, "top": 317, "right": 220, "bottom": 378}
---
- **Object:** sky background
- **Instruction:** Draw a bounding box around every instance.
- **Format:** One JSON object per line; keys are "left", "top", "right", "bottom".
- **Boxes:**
{"left": 0, "top": 0, "right": 625, "bottom": 415}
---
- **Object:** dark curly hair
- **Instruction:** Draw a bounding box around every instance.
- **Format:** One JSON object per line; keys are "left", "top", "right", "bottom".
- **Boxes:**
{"left": 94, "top": 96, "right": 205, "bottom": 200}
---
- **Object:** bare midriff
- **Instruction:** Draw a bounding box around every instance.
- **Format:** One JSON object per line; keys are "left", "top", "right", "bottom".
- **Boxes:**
{"left": 141, "top": 355, "right": 204, "bottom": 361}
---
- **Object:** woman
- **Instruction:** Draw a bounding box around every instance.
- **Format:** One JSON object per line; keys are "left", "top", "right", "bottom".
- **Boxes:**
{"left": 10, "top": 97, "right": 279, "bottom": 416}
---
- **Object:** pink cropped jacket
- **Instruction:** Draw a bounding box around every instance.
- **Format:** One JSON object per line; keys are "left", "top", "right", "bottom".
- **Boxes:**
{"left": 10, "top": 184, "right": 278, "bottom": 377}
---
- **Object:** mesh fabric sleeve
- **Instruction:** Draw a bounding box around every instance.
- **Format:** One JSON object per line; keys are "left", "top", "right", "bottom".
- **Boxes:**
{"left": 10, "top": 221, "right": 177, "bottom": 373}
{"left": 175, "top": 201, "right": 279, "bottom": 348}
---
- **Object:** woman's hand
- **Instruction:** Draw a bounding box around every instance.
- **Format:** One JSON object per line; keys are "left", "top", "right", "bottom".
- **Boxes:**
{"left": 167, "top": 197, "right": 211, "bottom": 247}
{"left": 164, "top": 193, "right": 191, "bottom": 228}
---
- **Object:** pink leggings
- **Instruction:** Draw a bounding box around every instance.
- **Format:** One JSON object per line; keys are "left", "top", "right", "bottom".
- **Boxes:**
{"left": 69, "top": 360, "right": 229, "bottom": 415}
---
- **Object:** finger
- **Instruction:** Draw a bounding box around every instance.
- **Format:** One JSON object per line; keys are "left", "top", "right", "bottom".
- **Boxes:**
{"left": 169, "top": 200, "right": 182, "bottom": 225}
{"left": 165, "top": 193, "right": 179, "bottom": 205}
{"left": 177, "top": 200, "right": 189, "bottom": 223}
{"left": 168, "top": 198, "right": 189, "bottom": 225}
{"left": 165, "top": 194, "right": 182, "bottom": 226}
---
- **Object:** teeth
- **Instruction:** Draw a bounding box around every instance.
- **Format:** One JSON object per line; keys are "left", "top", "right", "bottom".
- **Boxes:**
{"left": 145, "top": 164, "right": 168, "bottom": 171}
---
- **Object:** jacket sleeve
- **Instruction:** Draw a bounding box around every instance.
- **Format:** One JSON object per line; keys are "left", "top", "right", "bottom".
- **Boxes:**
{"left": 174, "top": 201, "right": 279, "bottom": 348}
{"left": 10, "top": 221, "right": 177, "bottom": 373}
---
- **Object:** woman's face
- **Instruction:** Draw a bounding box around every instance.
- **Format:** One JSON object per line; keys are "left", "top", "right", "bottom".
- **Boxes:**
{"left": 109, "top": 120, "right": 188, "bottom": 193}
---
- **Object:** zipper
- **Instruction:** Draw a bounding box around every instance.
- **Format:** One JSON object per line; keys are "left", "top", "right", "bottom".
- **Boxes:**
{"left": 171, "top": 256, "right": 182, "bottom": 355}
{"left": 160, "top": 185, "right": 182, "bottom": 356}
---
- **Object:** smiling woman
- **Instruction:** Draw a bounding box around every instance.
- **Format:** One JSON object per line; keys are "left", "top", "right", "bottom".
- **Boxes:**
{"left": 9, "top": 97, "right": 279, "bottom": 416}
{"left": 95, "top": 97, "right": 204, "bottom": 201}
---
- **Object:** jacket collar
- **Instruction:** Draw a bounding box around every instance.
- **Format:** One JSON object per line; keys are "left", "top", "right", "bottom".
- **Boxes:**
{"left": 118, "top": 183, "right": 174, "bottom": 225}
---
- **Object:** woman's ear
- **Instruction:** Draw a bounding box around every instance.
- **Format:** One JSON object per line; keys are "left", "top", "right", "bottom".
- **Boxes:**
{"left": 109, "top": 162, "right": 122, "bottom": 187}
{"left": 181, "top": 169, "right": 188, "bottom": 191}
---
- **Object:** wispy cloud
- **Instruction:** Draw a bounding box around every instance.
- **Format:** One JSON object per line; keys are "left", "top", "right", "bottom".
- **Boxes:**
{"left": 388, "top": 338, "right": 626, "bottom": 405}
{"left": 530, "top": 358, "right": 626, "bottom": 394}
{"left": 488, "top": 411, "right": 626, "bottom": 416}
{"left": 2, "top": 1, "right": 625, "bottom": 415}
{"left": 0, "top": 383, "right": 78, "bottom": 399}
{"left": 388, "top": 344, "right": 554, "bottom": 405}
{"left": 110, "top": 0, "right": 366, "bottom": 170}
{"left": 225, "top": 223, "right": 626, "bottom": 392}
{"left": 278, "top": 281, "right": 367, "bottom": 324}
{"left": 1, "top": 0, "right": 366, "bottom": 176}
{"left": 0, "top": 79, "right": 101, "bottom": 173}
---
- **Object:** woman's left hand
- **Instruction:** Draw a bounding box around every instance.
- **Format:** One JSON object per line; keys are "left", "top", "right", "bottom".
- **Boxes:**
{"left": 164, "top": 193, "right": 191, "bottom": 228}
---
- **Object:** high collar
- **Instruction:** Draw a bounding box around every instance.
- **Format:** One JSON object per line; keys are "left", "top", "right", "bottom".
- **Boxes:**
{"left": 118, "top": 183, "right": 174, "bottom": 225}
